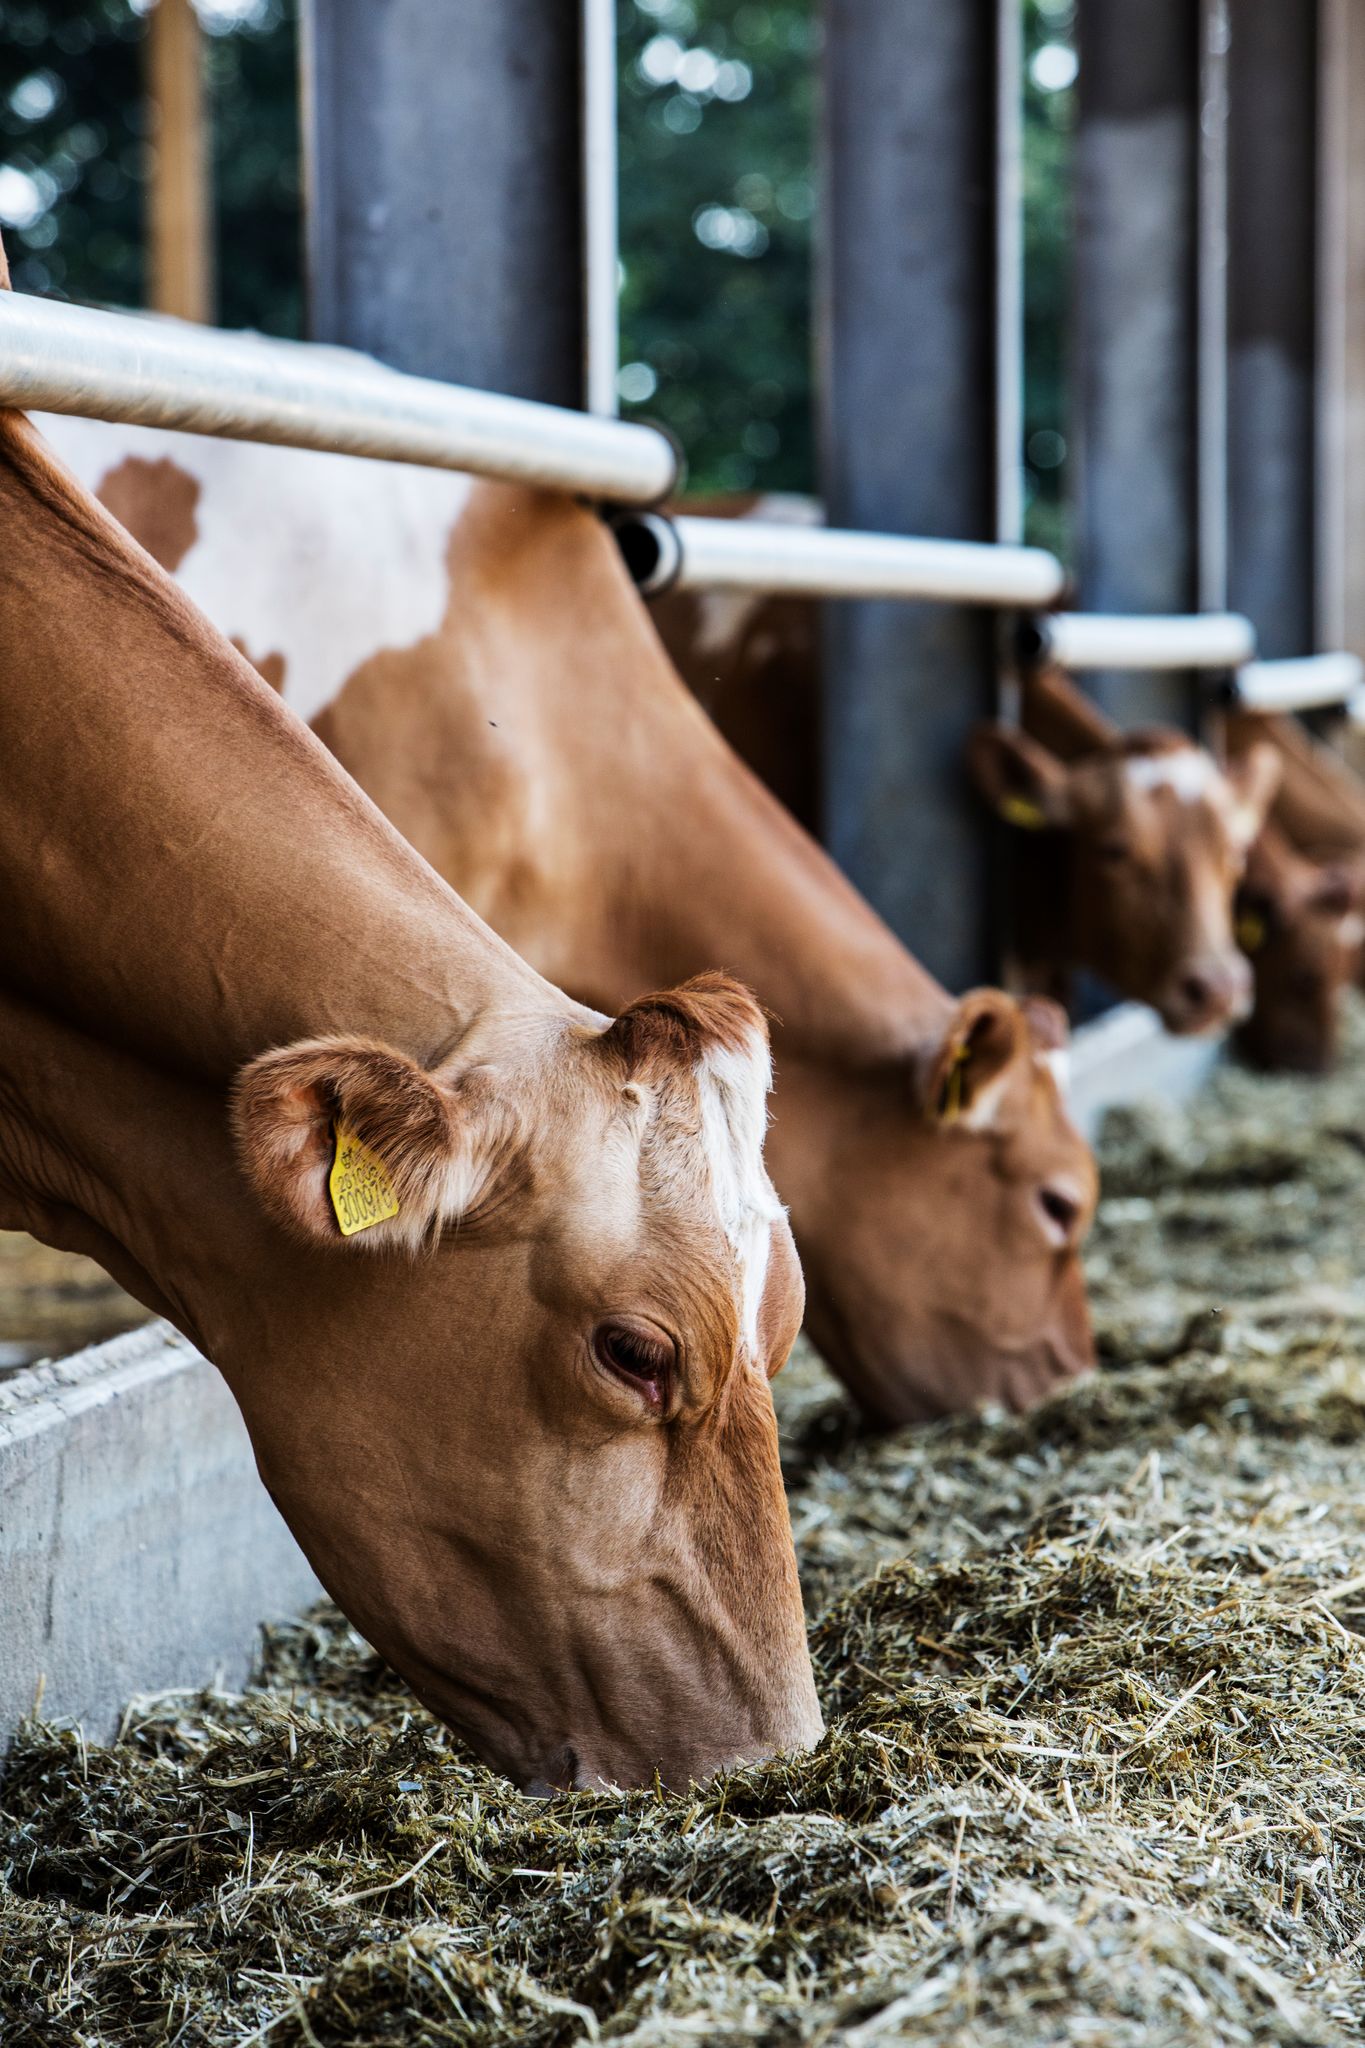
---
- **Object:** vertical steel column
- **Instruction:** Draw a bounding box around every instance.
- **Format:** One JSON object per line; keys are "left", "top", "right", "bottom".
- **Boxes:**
{"left": 302, "top": 0, "right": 586, "bottom": 402}
{"left": 1226, "top": 0, "right": 1319, "bottom": 659}
{"left": 582, "top": 0, "right": 621, "bottom": 418}
{"left": 1319, "top": 0, "right": 1352, "bottom": 655}
{"left": 820, "top": 0, "right": 1017, "bottom": 990}
{"left": 1073, "top": 0, "right": 1203, "bottom": 723}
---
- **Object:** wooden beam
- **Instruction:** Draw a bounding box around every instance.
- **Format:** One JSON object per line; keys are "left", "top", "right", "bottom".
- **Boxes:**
{"left": 147, "top": 0, "right": 213, "bottom": 325}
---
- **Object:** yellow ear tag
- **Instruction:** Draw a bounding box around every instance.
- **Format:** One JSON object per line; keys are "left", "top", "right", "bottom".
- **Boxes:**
{"left": 1236, "top": 911, "right": 1266, "bottom": 955}
{"left": 940, "top": 1043, "right": 970, "bottom": 1123}
{"left": 329, "top": 1121, "right": 400, "bottom": 1237}
{"left": 1000, "top": 795, "right": 1047, "bottom": 831}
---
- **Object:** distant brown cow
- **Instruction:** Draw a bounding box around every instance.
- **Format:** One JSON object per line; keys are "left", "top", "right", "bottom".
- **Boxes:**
{"left": 649, "top": 495, "right": 822, "bottom": 829}
{"left": 1223, "top": 710, "right": 1365, "bottom": 1071}
{"left": 1230, "top": 820, "right": 1365, "bottom": 1071}
{"left": 968, "top": 667, "right": 1281, "bottom": 1035}
{"left": 650, "top": 521, "right": 1283, "bottom": 1041}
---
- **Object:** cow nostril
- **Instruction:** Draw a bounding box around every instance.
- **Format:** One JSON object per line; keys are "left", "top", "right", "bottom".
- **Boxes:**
{"left": 1037, "top": 1184, "right": 1081, "bottom": 1243}
{"left": 1179, "top": 970, "right": 1211, "bottom": 1013}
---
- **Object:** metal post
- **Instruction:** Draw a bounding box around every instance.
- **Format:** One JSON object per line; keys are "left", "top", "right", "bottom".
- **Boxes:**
{"left": 819, "top": 0, "right": 1017, "bottom": 990}
{"left": 1226, "top": 0, "right": 1319, "bottom": 659}
{"left": 302, "top": 0, "right": 587, "bottom": 403}
{"left": 147, "top": 0, "right": 213, "bottom": 324}
{"left": 1317, "top": 0, "right": 1365, "bottom": 660}
{"left": 582, "top": 0, "right": 620, "bottom": 418}
{"left": 1073, "top": 0, "right": 1203, "bottom": 724}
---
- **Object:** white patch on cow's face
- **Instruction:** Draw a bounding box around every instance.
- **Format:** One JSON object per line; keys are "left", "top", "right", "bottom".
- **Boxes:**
{"left": 1339, "top": 913, "right": 1365, "bottom": 949}
{"left": 37, "top": 412, "right": 469, "bottom": 724}
{"left": 958, "top": 1069, "right": 1012, "bottom": 1133}
{"left": 1124, "top": 749, "right": 1222, "bottom": 803}
{"left": 694, "top": 1034, "right": 783, "bottom": 1358}
{"left": 1038, "top": 1047, "right": 1071, "bottom": 1094}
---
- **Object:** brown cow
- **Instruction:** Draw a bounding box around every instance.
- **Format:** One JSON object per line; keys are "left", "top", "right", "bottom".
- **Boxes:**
{"left": 1222, "top": 709, "right": 1365, "bottom": 1071}
{"left": 968, "top": 666, "right": 1281, "bottom": 1035}
{"left": 1230, "top": 821, "right": 1365, "bottom": 1072}
{"left": 1225, "top": 706, "right": 1365, "bottom": 869}
{"left": 38, "top": 418, "right": 1098, "bottom": 1425}
{"left": 0, "top": 393, "right": 822, "bottom": 1791}
{"left": 649, "top": 518, "right": 1282, "bottom": 1041}
{"left": 648, "top": 495, "right": 822, "bottom": 830}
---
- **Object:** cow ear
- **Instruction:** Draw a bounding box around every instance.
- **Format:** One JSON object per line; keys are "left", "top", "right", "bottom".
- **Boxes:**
{"left": 921, "top": 990, "right": 1025, "bottom": 1128}
{"left": 596, "top": 970, "right": 771, "bottom": 1078}
{"left": 232, "top": 1036, "right": 513, "bottom": 1251}
{"left": 1019, "top": 995, "right": 1071, "bottom": 1055}
{"left": 967, "top": 724, "right": 1072, "bottom": 830}
{"left": 1224, "top": 741, "right": 1282, "bottom": 851}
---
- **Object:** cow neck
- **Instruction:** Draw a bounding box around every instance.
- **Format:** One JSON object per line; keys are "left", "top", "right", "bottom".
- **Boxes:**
{"left": 0, "top": 412, "right": 554, "bottom": 1086}
{"left": 466, "top": 490, "right": 953, "bottom": 1069}
{"left": 1021, "top": 665, "right": 1116, "bottom": 761}
{"left": 1227, "top": 709, "right": 1365, "bottom": 861}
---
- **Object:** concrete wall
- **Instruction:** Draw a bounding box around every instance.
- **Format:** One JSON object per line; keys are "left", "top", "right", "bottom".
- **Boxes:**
{"left": 0, "top": 1323, "right": 319, "bottom": 1747}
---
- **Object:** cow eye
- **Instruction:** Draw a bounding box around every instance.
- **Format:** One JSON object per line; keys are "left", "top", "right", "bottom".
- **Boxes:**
{"left": 592, "top": 1321, "right": 676, "bottom": 1411}
{"left": 1096, "top": 838, "right": 1129, "bottom": 863}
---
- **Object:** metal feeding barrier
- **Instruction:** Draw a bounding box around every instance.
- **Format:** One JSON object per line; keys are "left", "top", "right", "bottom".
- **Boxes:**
{"left": 1233, "top": 651, "right": 1365, "bottom": 721}
{"left": 2, "top": 290, "right": 1364, "bottom": 710}
{"left": 0, "top": 291, "right": 677, "bottom": 506}
{"left": 610, "top": 506, "right": 1067, "bottom": 608}
{"left": 1024, "top": 609, "right": 1257, "bottom": 673}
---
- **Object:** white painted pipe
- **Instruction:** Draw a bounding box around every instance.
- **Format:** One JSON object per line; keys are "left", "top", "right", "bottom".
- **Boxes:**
{"left": 581, "top": 0, "right": 620, "bottom": 420}
{"left": 0, "top": 291, "right": 677, "bottom": 504}
{"left": 1234, "top": 650, "right": 1365, "bottom": 714}
{"left": 630, "top": 511, "right": 1067, "bottom": 607}
{"left": 1037, "top": 609, "right": 1257, "bottom": 672}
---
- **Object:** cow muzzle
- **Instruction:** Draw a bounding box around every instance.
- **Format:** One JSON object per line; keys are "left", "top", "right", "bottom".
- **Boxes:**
{"left": 1158, "top": 950, "right": 1253, "bottom": 1035}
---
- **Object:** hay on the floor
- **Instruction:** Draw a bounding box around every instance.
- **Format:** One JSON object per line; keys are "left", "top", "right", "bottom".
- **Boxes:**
{"left": 9, "top": 1007, "right": 1365, "bottom": 2044}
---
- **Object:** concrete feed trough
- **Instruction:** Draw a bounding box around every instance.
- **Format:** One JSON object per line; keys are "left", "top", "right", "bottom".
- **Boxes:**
{"left": 0, "top": 1323, "right": 318, "bottom": 1746}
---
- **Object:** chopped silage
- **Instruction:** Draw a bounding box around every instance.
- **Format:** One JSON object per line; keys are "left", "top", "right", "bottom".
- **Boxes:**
{"left": 10, "top": 1017, "right": 1365, "bottom": 2042}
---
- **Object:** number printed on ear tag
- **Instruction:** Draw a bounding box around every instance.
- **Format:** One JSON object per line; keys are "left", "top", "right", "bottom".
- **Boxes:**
{"left": 329, "top": 1121, "right": 400, "bottom": 1236}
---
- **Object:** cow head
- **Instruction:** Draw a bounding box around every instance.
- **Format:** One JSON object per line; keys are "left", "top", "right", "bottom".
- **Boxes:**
{"left": 232, "top": 973, "right": 821, "bottom": 1790}
{"left": 969, "top": 722, "right": 1281, "bottom": 1034}
{"left": 1233, "top": 827, "right": 1365, "bottom": 1073}
{"left": 772, "top": 990, "right": 1097, "bottom": 1424}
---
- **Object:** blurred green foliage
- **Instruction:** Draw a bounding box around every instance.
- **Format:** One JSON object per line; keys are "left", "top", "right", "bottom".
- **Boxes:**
{"left": 616, "top": 0, "right": 814, "bottom": 497}
{"left": 204, "top": 0, "right": 300, "bottom": 337}
{"left": 0, "top": 1, "right": 147, "bottom": 305}
{"left": 0, "top": 0, "right": 1073, "bottom": 544}
{"left": 0, "top": 0, "right": 299, "bottom": 332}
{"left": 619, "top": 0, "right": 1077, "bottom": 539}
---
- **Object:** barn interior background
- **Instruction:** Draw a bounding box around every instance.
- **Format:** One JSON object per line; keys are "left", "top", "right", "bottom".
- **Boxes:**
{"left": 8, "top": 3, "right": 1365, "bottom": 2043}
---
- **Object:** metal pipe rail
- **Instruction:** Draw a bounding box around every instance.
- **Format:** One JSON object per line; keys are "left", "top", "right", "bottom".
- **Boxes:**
{"left": 612, "top": 507, "right": 1068, "bottom": 608}
{"left": 1233, "top": 650, "right": 1365, "bottom": 717}
{"left": 1026, "top": 609, "right": 1258, "bottom": 672}
{"left": 0, "top": 291, "right": 677, "bottom": 504}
